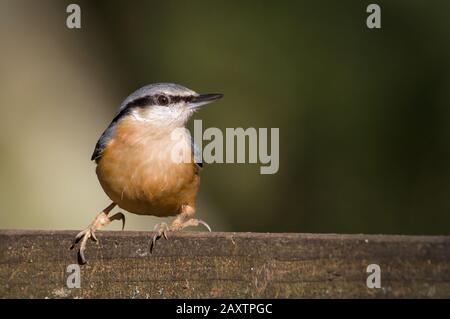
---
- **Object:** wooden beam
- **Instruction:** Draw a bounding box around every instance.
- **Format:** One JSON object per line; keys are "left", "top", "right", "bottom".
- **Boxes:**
{"left": 0, "top": 230, "right": 449, "bottom": 298}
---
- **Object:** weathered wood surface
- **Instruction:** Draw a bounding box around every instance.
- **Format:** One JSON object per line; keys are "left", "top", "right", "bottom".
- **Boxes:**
{"left": 0, "top": 230, "right": 449, "bottom": 298}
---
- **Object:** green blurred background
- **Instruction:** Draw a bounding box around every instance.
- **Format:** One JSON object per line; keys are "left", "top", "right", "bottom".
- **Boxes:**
{"left": 0, "top": 0, "right": 449, "bottom": 235}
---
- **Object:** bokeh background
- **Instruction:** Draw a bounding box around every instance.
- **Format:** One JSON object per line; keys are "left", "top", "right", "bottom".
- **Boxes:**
{"left": 1, "top": 0, "right": 449, "bottom": 235}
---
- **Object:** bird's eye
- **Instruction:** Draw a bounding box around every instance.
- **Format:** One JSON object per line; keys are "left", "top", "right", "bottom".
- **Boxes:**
{"left": 157, "top": 95, "right": 170, "bottom": 106}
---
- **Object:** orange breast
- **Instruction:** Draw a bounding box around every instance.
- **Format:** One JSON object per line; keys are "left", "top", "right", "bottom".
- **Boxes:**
{"left": 96, "top": 118, "right": 199, "bottom": 216}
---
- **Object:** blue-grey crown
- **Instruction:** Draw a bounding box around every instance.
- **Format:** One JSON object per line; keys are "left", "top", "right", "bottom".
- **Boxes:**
{"left": 119, "top": 83, "right": 196, "bottom": 111}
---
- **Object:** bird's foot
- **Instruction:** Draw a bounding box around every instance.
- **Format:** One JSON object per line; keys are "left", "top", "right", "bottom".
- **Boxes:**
{"left": 70, "top": 227, "right": 98, "bottom": 264}
{"left": 148, "top": 219, "right": 211, "bottom": 254}
{"left": 70, "top": 211, "right": 125, "bottom": 264}
{"left": 149, "top": 222, "right": 169, "bottom": 254}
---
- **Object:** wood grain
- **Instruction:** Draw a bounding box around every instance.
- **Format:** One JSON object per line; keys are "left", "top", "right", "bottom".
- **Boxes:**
{"left": 0, "top": 230, "right": 449, "bottom": 298}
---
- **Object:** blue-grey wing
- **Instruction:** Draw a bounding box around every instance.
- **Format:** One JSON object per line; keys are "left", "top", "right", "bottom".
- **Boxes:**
{"left": 91, "top": 110, "right": 127, "bottom": 161}
{"left": 91, "top": 124, "right": 115, "bottom": 161}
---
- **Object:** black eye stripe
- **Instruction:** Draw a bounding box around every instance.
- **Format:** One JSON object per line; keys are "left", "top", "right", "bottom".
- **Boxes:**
{"left": 126, "top": 96, "right": 153, "bottom": 108}
{"left": 161, "top": 95, "right": 194, "bottom": 104}
{"left": 124, "top": 94, "right": 195, "bottom": 109}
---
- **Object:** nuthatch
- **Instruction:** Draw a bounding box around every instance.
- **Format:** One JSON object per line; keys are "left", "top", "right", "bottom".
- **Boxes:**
{"left": 70, "top": 83, "right": 223, "bottom": 263}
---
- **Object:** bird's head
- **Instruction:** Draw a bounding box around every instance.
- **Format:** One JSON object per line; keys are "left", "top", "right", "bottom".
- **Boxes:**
{"left": 119, "top": 83, "right": 223, "bottom": 128}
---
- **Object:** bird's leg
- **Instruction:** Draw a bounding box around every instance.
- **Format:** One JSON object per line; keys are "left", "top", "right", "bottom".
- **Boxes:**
{"left": 149, "top": 205, "right": 211, "bottom": 253}
{"left": 70, "top": 202, "right": 125, "bottom": 264}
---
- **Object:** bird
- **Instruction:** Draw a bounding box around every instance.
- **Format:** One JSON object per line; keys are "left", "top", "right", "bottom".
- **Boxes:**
{"left": 70, "top": 83, "right": 223, "bottom": 264}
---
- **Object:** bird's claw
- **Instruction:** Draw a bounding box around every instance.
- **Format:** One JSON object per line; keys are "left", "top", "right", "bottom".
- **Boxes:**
{"left": 70, "top": 228, "right": 87, "bottom": 249}
{"left": 197, "top": 219, "right": 212, "bottom": 232}
{"left": 110, "top": 212, "right": 126, "bottom": 230}
{"left": 90, "top": 231, "right": 98, "bottom": 242}
{"left": 70, "top": 228, "right": 96, "bottom": 264}
{"left": 149, "top": 222, "right": 169, "bottom": 254}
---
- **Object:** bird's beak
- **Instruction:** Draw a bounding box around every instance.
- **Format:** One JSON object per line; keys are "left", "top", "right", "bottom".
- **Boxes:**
{"left": 188, "top": 93, "right": 223, "bottom": 109}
